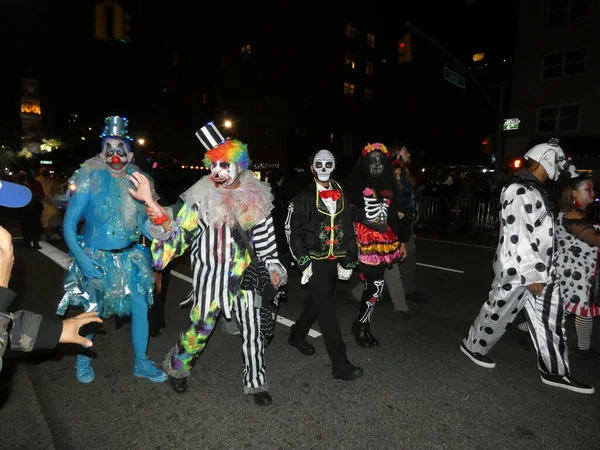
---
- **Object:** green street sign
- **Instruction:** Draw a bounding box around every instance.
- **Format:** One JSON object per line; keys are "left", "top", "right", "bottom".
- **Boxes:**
{"left": 444, "top": 66, "right": 466, "bottom": 89}
{"left": 503, "top": 118, "right": 520, "bottom": 131}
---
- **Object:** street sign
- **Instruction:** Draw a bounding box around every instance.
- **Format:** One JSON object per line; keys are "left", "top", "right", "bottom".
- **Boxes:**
{"left": 444, "top": 66, "right": 466, "bottom": 89}
{"left": 40, "top": 160, "right": 52, "bottom": 165}
{"left": 503, "top": 118, "right": 520, "bottom": 131}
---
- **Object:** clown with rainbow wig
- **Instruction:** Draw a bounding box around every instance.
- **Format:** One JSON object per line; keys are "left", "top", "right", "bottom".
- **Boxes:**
{"left": 344, "top": 142, "right": 410, "bottom": 348}
{"left": 129, "top": 122, "right": 287, "bottom": 406}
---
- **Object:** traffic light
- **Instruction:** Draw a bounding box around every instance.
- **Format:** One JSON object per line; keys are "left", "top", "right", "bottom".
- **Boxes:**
{"left": 398, "top": 33, "right": 412, "bottom": 63}
{"left": 94, "top": 3, "right": 107, "bottom": 39}
{"left": 481, "top": 137, "right": 492, "bottom": 154}
{"left": 113, "top": 4, "right": 131, "bottom": 42}
{"left": 510, "top": 158, "right": 523, "bottom": 169}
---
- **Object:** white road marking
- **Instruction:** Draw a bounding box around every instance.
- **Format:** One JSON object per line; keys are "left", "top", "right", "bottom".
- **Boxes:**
{"left": 416, "top": 262, "right": 464, "bottom": 274}
{"left": 37, "top": 241, "right": 322, "bottom": 338}
{"left": 417, "top": 237, "right": 496, "bottom": 251}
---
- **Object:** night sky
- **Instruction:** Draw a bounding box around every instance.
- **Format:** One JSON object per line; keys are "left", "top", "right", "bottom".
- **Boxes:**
{"left": 1, "top": 0, "right": 518, "bottom": 161}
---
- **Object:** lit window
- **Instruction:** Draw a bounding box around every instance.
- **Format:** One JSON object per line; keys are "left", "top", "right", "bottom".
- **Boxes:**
{"left": 20, "top": 101, "right": 41, "bottom": 115}
{"left": 537, "top": 104, "right": 580, "bottom": 133}
{"left": 365, "top": 61, "right": 374, "bottom": 76}
{"left": 173, "top": 53, "right": 179, "bottom": 65}
{"left": 364, "top": 86, "right": 373, "bottom": 102}
{"left": 343, "top": 82, "right": 355, "bottom": 95}
{"left": 542, "top": 48, "right": 586, "bottom": 79}
{"left": 345, "top": 23, "right": 356, "bottom": 38}
{"left": 366, "top": 32, "right": 375, "bottom": 48}
{"left": 345, "top": 52, "right": 356, "bottom": 69}
{"left": 241, "top": 44, "right": 251, "bottom": 55}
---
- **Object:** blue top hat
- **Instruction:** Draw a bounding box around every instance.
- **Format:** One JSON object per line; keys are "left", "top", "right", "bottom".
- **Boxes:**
{"left": 100, "top": 116, "right": 133, "bottom": 141}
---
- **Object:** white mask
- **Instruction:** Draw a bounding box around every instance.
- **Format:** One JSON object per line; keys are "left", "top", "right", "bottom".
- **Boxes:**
{"left": 101, "top": 137, "right": 133, "bottom": 175}
{"left": 312, "top": 149, "right": 335, "bottom": 182}
{"left": 209, "top": 160, "right": 240, "bottom": 188}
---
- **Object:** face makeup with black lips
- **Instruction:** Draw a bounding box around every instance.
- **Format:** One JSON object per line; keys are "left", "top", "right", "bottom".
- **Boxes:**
{"left": 101, "top": 138, "right": 133, "bottom": 176}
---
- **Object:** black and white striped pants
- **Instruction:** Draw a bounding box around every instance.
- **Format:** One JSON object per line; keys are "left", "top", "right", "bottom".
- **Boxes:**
{"left": 464, "top": 279, "right": 570, "bottom": 376}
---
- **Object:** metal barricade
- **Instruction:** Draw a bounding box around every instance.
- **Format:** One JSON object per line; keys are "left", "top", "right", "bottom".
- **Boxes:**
{"left": 415, "top": 196, "right": 499, "bottom": 228}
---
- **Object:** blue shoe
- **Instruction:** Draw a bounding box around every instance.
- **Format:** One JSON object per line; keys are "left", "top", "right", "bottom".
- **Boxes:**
{"left": 133, "top": 358, "right": 168, "bottom": 382}
{"left": 75, "top": 355, "right": 95, "bottom": 384}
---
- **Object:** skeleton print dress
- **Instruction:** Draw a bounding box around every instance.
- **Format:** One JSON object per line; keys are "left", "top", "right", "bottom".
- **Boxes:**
{"left": 354, "top": 187, "right": 404, "bottom": 266}
{"left": 554, "top": 210, "right": 600, "bottom": 318}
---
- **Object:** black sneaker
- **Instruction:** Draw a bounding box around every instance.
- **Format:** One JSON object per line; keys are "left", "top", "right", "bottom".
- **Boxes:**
{"left": 460, "top": 342, "right": 496, "bottom": 369}
{"left": 540, "top": 373, "right": 595, "bottom": 395}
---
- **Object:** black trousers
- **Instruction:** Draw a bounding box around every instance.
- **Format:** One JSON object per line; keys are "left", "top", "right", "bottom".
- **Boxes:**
{"left": 291, "top": 259, "right": 348, "bottom": 369}
{"left": 148, "top": 266, "right": 172, "bottom": 334}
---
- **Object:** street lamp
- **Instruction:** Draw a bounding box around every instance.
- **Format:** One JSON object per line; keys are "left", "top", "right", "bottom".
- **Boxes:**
{"left": 224, "top": 120, "right": 232, "bottom": 128}
{"left": 137, "top": 138, "right": 146, "bottom": 146}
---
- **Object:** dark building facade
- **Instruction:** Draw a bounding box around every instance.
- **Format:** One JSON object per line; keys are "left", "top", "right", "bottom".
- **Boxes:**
{"left": 217, "top": 8, "right": 501, "bottom": 174}
{"left": 505, "top": 0, "right": 598, "bottom": 168}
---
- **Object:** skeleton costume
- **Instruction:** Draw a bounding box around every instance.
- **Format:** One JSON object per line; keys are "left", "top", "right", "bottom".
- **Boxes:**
{"left": 146, "top": 122, "right": 286, "bottom": 406}
{"left": 461, "top": 138, "right": 594, "bottom": 394}
{"left": 58, "top": 116, "right": 167, "bottom": 384}
{"left": 345, "top": 143, "right": 409, "bottom": 348}
{"left": 285, "top": 150, "right": 363, "bottom": 381}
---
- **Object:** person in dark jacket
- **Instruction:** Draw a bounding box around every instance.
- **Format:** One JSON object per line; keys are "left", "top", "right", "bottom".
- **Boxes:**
{"left": 0, "top": 180, "right": 102, "bottom": 373}
{"left": 286, "top": 149, "right": 363, "bottom": 381}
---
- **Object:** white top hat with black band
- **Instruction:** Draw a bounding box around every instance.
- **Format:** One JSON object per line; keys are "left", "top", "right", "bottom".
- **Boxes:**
{"left": 195, "top": 122, "right": 225, "bottom": 151}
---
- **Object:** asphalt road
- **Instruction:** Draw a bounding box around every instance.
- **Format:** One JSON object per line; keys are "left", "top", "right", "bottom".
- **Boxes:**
{"left": 1, "top": 232, "right": 599, "bottom": 449}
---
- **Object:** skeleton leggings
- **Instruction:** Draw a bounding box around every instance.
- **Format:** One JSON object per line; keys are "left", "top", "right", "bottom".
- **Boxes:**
{"left": 358, "top": 264, "right": 386, "bottom": 323}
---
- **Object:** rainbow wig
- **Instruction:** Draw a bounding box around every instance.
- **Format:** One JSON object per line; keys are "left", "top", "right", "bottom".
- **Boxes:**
{"left": 362, "top": 142, "right": 389, "bottom": 157}
{"left": 203, "top": 139, "right": 250, "bottom": 170}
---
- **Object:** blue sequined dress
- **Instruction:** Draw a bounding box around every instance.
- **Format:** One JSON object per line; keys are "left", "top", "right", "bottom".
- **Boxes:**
{"left": 56, "top": 159, "right": 154, "bottom": 318}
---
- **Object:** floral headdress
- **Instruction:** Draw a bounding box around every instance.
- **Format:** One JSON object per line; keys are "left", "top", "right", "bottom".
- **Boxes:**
{"left": 361, "top": 142, "right": 389, "bottom": 157}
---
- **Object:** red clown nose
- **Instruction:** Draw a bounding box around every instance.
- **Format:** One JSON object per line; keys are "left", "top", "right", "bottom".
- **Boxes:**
{"left": 111, "top": 156, "right": 121, "bottom": 164}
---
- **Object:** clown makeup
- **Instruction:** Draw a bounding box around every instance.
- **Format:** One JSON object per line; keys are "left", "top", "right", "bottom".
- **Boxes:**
{"left": 574, "top": 180, "right": 595, "bottom": 209}
{"left": 367, "top": 150, "right": 385, "bottom": 178}
{"left": 312, "top": 150, "right": 335, "bottom": 182}
{"left": 209, "top": 160, "right": 240, "bottom": 188}
{"left": 102, "top": 138, "right": 133, "bottom": 176}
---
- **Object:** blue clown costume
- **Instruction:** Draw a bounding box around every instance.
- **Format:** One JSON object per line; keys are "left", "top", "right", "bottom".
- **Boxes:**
{"left": 57, "top": 116, "right": 167, "bottom": 384}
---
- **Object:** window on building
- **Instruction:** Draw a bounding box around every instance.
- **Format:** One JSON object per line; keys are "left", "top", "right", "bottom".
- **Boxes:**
{"left": 542, "top": 52, "right": 563, "bottom": 78}
{"left": 344, "top": 82, "right": 355, "bottom": 95}
{"left": 546, "top": 0, "right": 590, "bottom": 25}
{"left": 543, "top": 49, "right": 586, "bottom": 78}
{"left": 364, "top": 86, "right": 373, "bottom": 102}
{"left": 366, "top": 32, "right": 375, "bottom": 48}
{"left": 173, "top": 53, "right": 179, "bottom": 65}
{"left": 202, "top": 93, "right": 208, "bottom": 104}
{"left": 345, "top": 23, "right": 356, "bottom": 38}
{"left": 564, "top": 48, "right": 586, "bottom": 75}
{"left": 241, "top": 44, "right": 251, "bottom": 55}
{"left": 537, "top": 104, "right": 580, "bottom": 132}
{"left": 345, "top": 52, "right": 356, "bottom": 69}
{"left": 365, "top": 61, "right": 374, "bottom": 75}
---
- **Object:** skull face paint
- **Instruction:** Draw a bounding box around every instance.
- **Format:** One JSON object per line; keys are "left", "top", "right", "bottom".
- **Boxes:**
{"left": 312, "top": 149, "right": 335, "bottom": 182}
{"left": 367, "top": 150, "right": 385, "bottom": 178}
{"left": 101, "top": 138, "right": 133, "bottom": 175}
{"left": 209, "top": 160, "right": 240, "bottom": 188}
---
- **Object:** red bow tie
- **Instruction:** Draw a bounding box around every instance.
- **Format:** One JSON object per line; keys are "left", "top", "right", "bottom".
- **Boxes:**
{"left": 319, "top": 190, "right": 341, "bottom": 201}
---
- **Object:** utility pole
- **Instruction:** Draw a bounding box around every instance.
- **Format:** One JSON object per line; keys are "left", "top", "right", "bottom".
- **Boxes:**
{"left": 494, "top": 80, "right": 506, "bottom": 172}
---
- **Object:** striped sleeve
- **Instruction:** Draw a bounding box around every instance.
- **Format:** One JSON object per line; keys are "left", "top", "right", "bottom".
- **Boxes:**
{"left": 252, "top": 214, "right": 279, "bottom": 265}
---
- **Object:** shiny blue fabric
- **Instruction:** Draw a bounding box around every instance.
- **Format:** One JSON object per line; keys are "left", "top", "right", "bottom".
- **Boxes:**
{"left": 58, "top": 159, "right": 154, "bottom": 318}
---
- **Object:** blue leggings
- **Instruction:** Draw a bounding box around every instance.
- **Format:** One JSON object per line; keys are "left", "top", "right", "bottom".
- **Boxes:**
{"left": 82, "top": 294, "right": 149, "bottom": 360}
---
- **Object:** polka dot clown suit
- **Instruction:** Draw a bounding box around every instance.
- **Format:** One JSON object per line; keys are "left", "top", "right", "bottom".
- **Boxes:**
{"left": 463, "top": 181, "right": 570, "bottom": 376}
